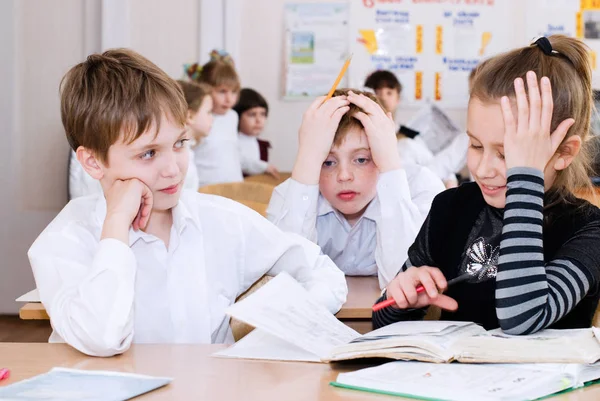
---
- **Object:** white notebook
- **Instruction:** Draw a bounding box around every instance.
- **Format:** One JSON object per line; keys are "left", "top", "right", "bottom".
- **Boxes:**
{"left": 0, "top": 367, "right": 171, "bottom": 401}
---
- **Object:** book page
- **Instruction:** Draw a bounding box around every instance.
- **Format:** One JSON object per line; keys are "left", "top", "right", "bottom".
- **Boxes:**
{"left": 224, "top": 272, "right": 360, "bottom": 359}
{"left": 335, "top": 361, "right": 574, "bottom": 401}
{"left": 213, "top": 329, "right": 321, "bottom": 363}
{"left": 456, "top": 328, "right": 600, "bottom": 364}
{"left": 328, "top": 321, "right": 486, "bottom": 362}
{"left": 0, "top": 367, "right": 171, "bottom": 401}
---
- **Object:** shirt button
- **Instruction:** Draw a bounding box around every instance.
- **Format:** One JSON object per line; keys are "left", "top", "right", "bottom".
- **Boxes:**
{"left": 302, "top": 195, "right": 309, "bottom": 201}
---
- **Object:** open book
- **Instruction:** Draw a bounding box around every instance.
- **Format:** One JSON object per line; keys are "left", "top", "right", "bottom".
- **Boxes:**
{"left": 215, "top": 272, "right": 600, "bottom": 364}
{"left": 332, "top": 360, "right": 600, "bottom": 401}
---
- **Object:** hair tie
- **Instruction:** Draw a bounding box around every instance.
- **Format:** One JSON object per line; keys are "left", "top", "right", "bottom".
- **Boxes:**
{"left": 209, "top": 49, "right": 235, "bottom": 66}
{"left": 531, "top": 36, "right": 558, "bottom": 56}
{"left": 183, "top": 63, "right": 202, "bottom": 81}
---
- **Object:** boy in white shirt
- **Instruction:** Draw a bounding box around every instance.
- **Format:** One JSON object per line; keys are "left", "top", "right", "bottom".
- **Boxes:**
{"left": 233, "top": 88, "right": 280, "bottom": 179}
{"left": 267, "top": 89, "right": 444, "bottom": 289}
{"left": 28, "top": 49, "right": 347, "bottom": 357}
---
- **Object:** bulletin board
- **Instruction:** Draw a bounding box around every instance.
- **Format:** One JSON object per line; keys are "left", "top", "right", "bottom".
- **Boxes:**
{"left": 347, "top": 0, "right": 513, "bottom": 109}
{"left": 283, "top": 2, "right": 350, "bottom": 99}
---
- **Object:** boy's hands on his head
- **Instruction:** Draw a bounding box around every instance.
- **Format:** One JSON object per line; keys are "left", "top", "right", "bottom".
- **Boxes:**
{"left": 385, "top": 266, "right": 458, "bottom": 311}
{"left": 101, "top": 179, "right": 154, "bottom": 245}
{"left": 265, "top": 164, "right": 280, "bottom": 179}
{"left": 501, "top": 71, "right": 575, "bottom": 171}
{"left": 292, "top": 95, "right": 350, "bottom": 185}
{"left": 347, "top": 91, "right": 401, "bottom": 173}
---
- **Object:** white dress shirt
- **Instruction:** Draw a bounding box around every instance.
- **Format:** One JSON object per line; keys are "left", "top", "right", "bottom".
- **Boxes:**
{"left": 194, "top": 110, "right": 244, "bottom": 186}
{"left": 267, "top": 167, "right": 445, "bottom": 288}
{"left": 397, "top": 134, "right": 468, "bottom": 182}
{"left": 68, "top": 148, "right": 200, "bottom": 200}
{"left": 238, "top": 133, "right": 268, "bottom": 175}
{"left": 28, "top": 190, "right": 347, "bottom": 357}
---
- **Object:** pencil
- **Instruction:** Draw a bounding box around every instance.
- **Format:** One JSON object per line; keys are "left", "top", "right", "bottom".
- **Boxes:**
{"left": 323, "top": 54, "right": 353, "bottom": 103}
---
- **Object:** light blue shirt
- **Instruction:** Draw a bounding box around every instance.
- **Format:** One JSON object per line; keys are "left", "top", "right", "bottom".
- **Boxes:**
{"left": 267, "top": 166, "right": 445, "bottom": 288}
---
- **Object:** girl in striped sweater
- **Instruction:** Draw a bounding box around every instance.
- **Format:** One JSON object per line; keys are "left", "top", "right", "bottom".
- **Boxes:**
{"left": 374, "top": 35, "right": 600, "bottom": 334}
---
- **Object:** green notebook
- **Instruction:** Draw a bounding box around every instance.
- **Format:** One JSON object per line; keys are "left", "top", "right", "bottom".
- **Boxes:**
{"left": 331, "top": 361, "right": 600, "bottom": 401}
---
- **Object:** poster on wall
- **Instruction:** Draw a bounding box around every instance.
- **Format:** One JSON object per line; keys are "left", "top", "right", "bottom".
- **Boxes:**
{"left": 283, "top": 2, "right": 350, "bottom": 99}
{"left": 526, "top": 0, "right": 600, "bottom": 88}
{"left": 348, "top": 0, "right": 512, "bottom": 108}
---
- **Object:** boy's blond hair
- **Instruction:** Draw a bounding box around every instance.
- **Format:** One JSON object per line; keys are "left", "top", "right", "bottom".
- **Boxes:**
{"left": 331, "top": 89, "right": 385, "bottom": 147}
{"left": 60, "top": 48, "right": 187, "bottom": 164}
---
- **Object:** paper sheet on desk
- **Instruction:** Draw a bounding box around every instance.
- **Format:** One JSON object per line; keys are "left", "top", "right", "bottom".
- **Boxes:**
{"left": 15, "top": 289, "right": 40, "bottom": 302}
{"left": 223, "top": 272, "right": 360, "bottom": 360}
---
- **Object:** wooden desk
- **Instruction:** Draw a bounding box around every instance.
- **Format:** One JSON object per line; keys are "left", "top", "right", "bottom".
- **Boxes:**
{"left": 1, "top": 343, "right": 599, "bottom": 401}
{"left": 18, "top": 276, "right": 381, "bottom": 321}
{"left": 335, "top": 276, "right": 380, "bottom": 334}
{"left": 336, "top": 276, "right": 379, "bottom": 319}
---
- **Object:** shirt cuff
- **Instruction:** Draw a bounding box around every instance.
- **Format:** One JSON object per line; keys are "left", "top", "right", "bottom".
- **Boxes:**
{"left": 507, "top": 167, "right": 544, "bottom": 180}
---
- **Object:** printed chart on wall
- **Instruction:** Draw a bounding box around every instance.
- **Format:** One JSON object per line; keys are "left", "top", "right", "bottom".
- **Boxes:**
{"left": 348, "top": 0, "right": 512, "bottom": 108}
{"left": 525, "top": 0, "right": 600, "bottom": 88}
{"left": 283, "top": 2, "right": 350, "bottom": 99}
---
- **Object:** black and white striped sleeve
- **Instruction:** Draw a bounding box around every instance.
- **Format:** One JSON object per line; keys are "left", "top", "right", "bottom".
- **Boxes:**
{"left": 495, "top": 167, "right": 596, "bottom": 335}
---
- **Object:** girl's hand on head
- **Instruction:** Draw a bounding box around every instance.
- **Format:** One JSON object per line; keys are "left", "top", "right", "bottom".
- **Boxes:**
{"left": 347, "top": 91, "right": 401, "bottom": 173}
{"left": 385, "top": 266, "right": 458, "bottom": 311}
{"left": 501, "top": 71, "right": 575, "bottom": 172}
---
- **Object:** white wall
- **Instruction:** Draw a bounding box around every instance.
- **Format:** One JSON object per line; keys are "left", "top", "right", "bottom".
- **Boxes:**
{"left": 236, "top": 0, "right": 526, "bottom": 171}
{"left": 0, "top": 0, "right": 529, "bottom": 313}
{"left": 0, "top": 0, "right": 99, "bottom": 314}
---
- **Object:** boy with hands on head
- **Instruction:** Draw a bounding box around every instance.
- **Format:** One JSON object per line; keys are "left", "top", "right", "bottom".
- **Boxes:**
{"left": 28, "top": 49, "right": 348, "bottom": 357}
{"left": 268, "top": 89, "right": 444, "bottom": 289}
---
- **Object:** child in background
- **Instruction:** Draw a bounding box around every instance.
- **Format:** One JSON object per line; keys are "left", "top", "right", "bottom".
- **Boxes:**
{"left": 373, "top": 35, "right": 600, "bottom": 334}
{"left": 191, "top": 50, "right": 243, "bottom": 186}
{"left": 176, "top": 80, "right": 214, "bottom": 189}
{"left": 29, "top": 49, "right": 347, "bottom": 357}
{"left": 364, "top": 70, "right": 468, "bottom": 188}
{"left": 233, "top": 88, "right": 279, "bottom": 178}
{"left": 267, "top": 89, "right": 444, "bottom": 289}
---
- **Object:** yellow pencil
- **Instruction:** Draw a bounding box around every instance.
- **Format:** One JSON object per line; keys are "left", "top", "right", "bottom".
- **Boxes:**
{"left": 323, "top": 54, "right": 353, "bottom": 103}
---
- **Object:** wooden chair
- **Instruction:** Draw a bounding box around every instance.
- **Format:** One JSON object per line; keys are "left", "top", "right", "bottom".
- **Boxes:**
{"left": 198, "top": 181, "right": 275, "bottom": 204}
{"left": 230, "top": 275, "right": 273, "bottom": 341}
{"left": 244, "top": 172, "right": 292, "bottom": 186}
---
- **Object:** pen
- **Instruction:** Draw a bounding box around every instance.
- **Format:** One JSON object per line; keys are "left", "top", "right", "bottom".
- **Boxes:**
{"left": 372, "top": 272, "right": 472, "bottom": 312}
{"left": 0, "top": 368, "right": 10, "bottom": 382}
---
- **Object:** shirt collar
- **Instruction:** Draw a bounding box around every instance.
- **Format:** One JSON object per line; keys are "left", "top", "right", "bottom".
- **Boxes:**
{"left": 317, "top": 192, "right": 380, "bottom": 225}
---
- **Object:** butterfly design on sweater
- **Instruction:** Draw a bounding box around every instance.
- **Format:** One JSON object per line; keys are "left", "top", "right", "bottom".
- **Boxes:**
{"left": 465, "top": 238, "right": 499, "bottom": 280}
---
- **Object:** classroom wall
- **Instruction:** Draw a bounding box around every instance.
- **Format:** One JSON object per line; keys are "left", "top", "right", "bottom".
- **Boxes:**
{"left": 237, "top": 0, "right": 526, "bottom": 171}
{"left": 0, "top": 0, "right": 201, "bottom": 314}
{"left": 0, "top": 0, "right": 96, "bottom": 314}
{"left": 0, "top": 0, "right": 528, "bottom": 314}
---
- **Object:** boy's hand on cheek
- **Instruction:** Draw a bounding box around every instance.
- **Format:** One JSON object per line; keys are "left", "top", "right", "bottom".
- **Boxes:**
{"left": 102, "top": 179, "right": 153, "bottom": 244}
{"left": 347, "top": 91, "right": 401, "bottom": 173}
{"left": 293, "top": 95, "right": 350, "bottom": 184}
